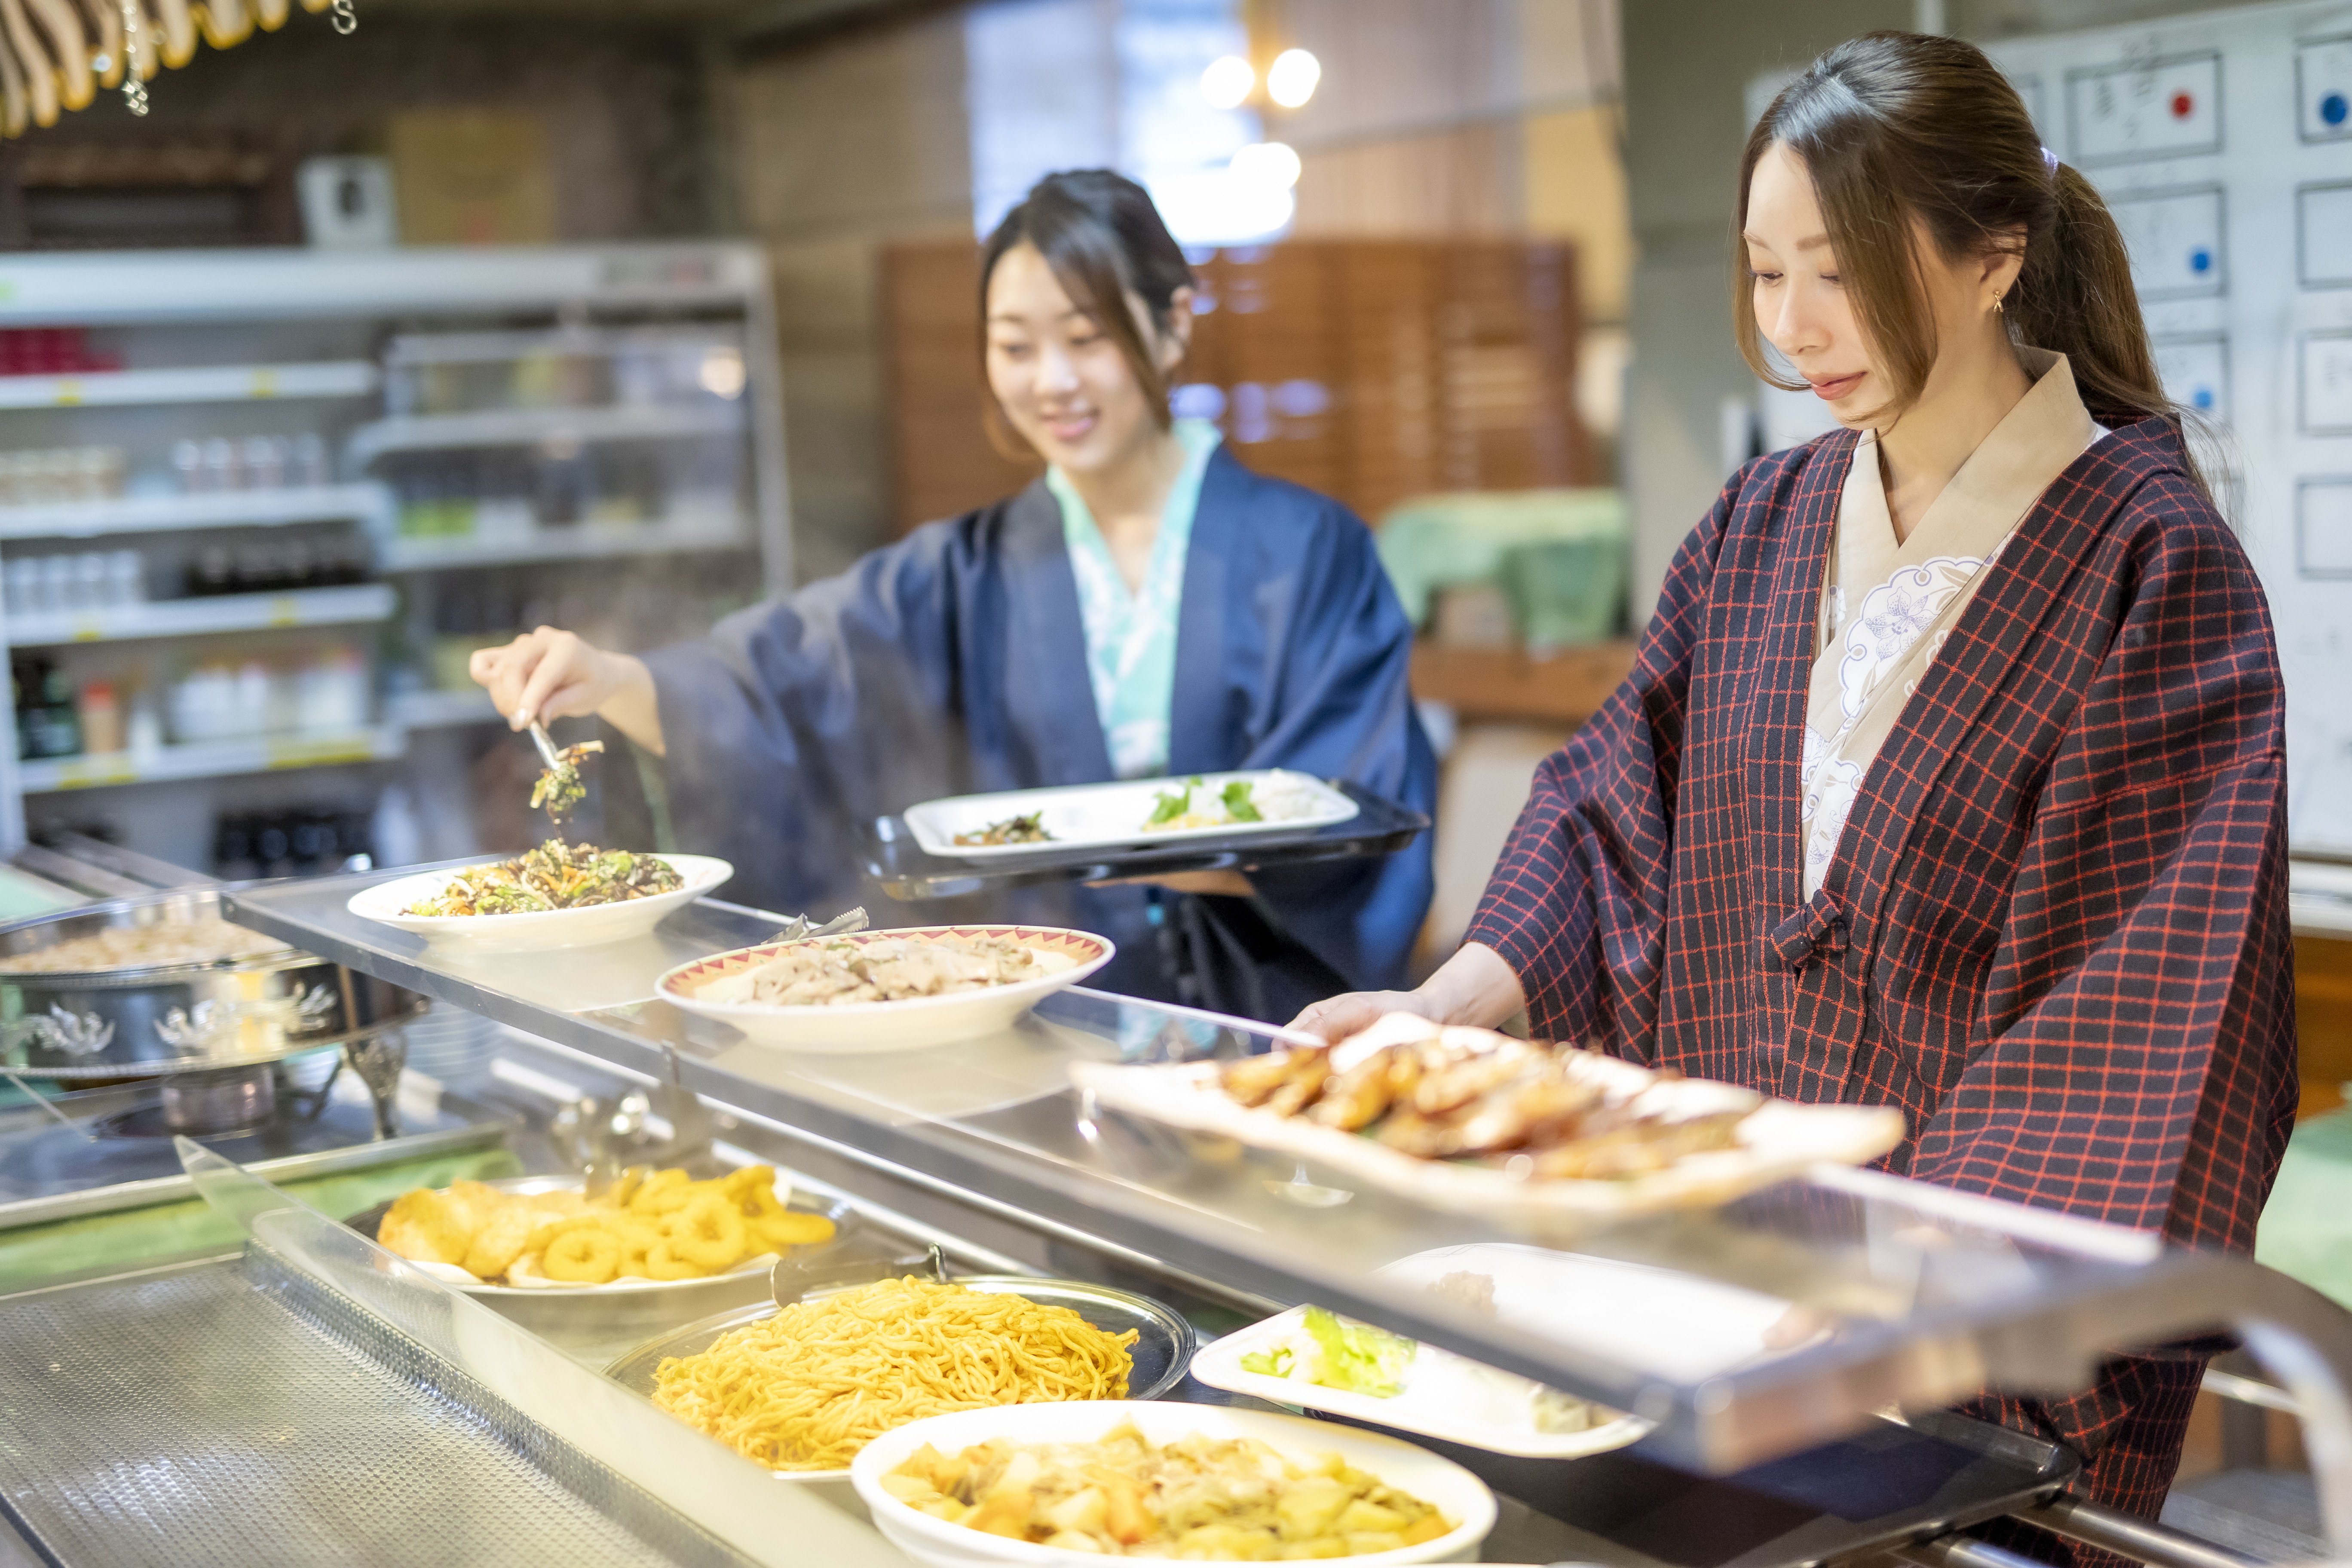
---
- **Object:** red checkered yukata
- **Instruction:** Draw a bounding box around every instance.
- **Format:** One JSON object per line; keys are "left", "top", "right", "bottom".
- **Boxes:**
{"left": 1465, "top": 358, "right": 2299, "bottom": 1539}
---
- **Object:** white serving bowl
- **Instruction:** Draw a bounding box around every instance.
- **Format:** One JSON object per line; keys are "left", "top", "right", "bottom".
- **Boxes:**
{"left": 850, "top": 1400, "right": 1496, "bottom": 1567}
{"left": 347, "top": 854, "right": 732, "bottom": 952}
{"left": 658, "top": 926, "right": 1112, "bottom": 1054}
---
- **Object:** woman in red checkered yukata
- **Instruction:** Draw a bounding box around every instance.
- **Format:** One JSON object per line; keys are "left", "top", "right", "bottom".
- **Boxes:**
{"left": 1298, "top": 30, "right": 2299, "bottom": 1551}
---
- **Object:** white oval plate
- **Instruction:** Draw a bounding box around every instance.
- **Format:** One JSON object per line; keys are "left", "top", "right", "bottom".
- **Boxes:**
{"left": 347, "top": 853, "right": 732, "bottom": 952}
{"left": 658, "top": 925, "right": 1113, "bottom": 1053}
{"left": 852, "top": 1400, "right": 1495, "bottom": 1567}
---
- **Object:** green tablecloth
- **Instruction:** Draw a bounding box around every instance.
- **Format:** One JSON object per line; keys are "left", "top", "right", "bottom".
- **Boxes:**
{"left": 2257, "top": 1106, "right": 2352, "bottom": 1310}
{"left": 0, "top": 1144, "right": 523, "bottom": 1293}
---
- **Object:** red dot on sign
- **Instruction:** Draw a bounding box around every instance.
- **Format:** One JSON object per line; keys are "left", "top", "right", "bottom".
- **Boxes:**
{"left": 2171, "top": 91, "right": 2194, "bottom": 118}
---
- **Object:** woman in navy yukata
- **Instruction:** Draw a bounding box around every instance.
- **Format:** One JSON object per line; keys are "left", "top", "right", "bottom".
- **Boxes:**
{"left": 472, "top": 169, "right": 1436, "bottom": 1026}
{"left": 1299, "top": 32, "right": 2297, "bottom": 1550}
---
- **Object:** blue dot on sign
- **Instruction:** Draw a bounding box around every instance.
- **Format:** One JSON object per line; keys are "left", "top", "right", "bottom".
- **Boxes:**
{"left": 2194, "top": 387, "right": 2215, "bottom": 410}
{"left": 2327, "top": 92, "right": 2350, "bottom": 126}
{"left": 2190, "top": 248, "right": 2212, "bottom": 273}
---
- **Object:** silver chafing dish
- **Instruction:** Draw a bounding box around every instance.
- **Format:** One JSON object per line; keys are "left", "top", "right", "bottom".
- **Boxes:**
{"left": 0, "top": 889, "right": 429, "bottom": 1133}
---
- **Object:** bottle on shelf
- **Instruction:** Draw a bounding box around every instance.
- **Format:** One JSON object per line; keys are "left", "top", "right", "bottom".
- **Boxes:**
{"left": 78, "top": 681, "right": 123, "bottom": 756}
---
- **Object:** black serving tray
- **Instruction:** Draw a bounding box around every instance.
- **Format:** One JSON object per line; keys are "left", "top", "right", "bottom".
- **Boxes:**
{"left": 860, "top": 778, "right": 1430, "bottom": 900}
{"left": 1312, "top": 1407, "right": 2078, "bottom": 1568}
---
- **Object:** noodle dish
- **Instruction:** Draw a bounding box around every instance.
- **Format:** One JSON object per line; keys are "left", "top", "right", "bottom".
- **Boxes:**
{"left": 644, "top": 1276, "right": 1139, "bottom": 1474}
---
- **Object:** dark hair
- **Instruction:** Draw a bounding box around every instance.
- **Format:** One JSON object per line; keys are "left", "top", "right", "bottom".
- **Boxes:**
{"left": 1735, "top": 32, "right": 2194, "bottom": 467}
{"left": 979, "top": 170, "right": 1194, "bottom": 455}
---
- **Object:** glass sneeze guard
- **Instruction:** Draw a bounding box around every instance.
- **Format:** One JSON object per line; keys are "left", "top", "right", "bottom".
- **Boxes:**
{"left": 223, "top": 867, "right": 2352, "bottom": 1553}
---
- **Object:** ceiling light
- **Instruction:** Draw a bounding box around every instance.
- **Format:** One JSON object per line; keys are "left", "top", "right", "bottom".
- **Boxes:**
{"left": 1200, "top": 53, "right": 1255, "bottom": 110}
{"left": 1266, "top": 48, "right": 1321, "bottom": 109}
{"left": 1230, "top": 141, "right": 1302, "bottom": 190}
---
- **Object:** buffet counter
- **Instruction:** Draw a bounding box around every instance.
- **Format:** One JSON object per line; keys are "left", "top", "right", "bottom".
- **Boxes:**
{"left": 0, "top": 866, "right": 2341, "bottom": 1567}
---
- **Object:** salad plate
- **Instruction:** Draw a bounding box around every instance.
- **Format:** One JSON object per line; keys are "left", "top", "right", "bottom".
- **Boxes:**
{"left": 1189, "top": 1302, "right": 1652, "bottom": 1461}
{"left": 347, "top": 853, "right": 731, "bottom": 952}
{"left": 904, "top": 770, "right": 1359, "bottom": 861}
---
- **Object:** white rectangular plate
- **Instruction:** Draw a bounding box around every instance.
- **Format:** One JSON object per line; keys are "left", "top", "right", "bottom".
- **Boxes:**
{"left": 903, "top": 769, "right": 1359, "bottom": 861}
{"left": 1191, "top": 1302, "right": 1655, "bottom": 1460}
{"left": 1069, "top": 1017, "right": 1907, "bottom": 1222}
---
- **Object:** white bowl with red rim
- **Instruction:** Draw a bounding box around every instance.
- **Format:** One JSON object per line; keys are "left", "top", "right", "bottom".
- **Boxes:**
{"left": 656, "top": 925, "right": 1113, "bottom": 1052}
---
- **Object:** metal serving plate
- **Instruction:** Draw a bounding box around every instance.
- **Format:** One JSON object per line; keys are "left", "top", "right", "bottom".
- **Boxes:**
{"left": 604, "top": 1272, "right": 1196, "bottom": 1418}
{"left": 0, "top": 889, "right": 429, "bottom": 1079}
{"left": 346, "top": 1173, "right": 862, "bottom": 1361}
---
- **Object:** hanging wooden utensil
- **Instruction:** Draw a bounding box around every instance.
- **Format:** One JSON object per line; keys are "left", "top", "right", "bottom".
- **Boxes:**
{"left": 0, "top": 0, "right": 60, "bottom": 127}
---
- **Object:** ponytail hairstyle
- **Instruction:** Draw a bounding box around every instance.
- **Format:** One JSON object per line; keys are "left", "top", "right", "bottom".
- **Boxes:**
{"left": 978, "top": 169, "right": 1195, "bottom": 460}
{"left": 1733, "top": 31, "right": 2205, "bottom": 486}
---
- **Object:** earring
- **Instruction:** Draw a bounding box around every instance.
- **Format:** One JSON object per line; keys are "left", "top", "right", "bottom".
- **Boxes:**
{"left": 1994, "top": 293, "right": 2006, "bottom": 315}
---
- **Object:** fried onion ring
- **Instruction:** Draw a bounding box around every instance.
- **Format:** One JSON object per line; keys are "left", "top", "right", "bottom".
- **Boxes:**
{"left": 542, "top": 1227, "right": 622, "bottom": 1284}
{"left": 661, "top": 1193, "right": 749, "bottom": 1270}
{"left": 752, "top": 1211, "right": 837, "bottom": 1250}
{"left": 642, "top": 1240, "right": 707, "bottom": 1280}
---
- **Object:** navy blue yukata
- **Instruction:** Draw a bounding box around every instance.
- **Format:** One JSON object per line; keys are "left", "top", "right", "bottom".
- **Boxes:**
{"left": 642, "top": 445, "right": 1437, "bottom": 1026}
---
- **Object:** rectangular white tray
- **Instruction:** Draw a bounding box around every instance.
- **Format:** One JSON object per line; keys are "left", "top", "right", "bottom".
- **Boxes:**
{"left": 1069, "top": 1017, "right": 1907, "bottom": 1222}
{"left": 904, "top": 769, "right": 1360, "bottom": 861}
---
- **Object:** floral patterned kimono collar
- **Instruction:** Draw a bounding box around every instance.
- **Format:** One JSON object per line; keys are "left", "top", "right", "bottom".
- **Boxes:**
{"left": 1798, "top": 348, "right": 2099, "bottom": 895}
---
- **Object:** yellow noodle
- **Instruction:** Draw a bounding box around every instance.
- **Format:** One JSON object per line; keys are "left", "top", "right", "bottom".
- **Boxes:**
{"left": 649, "top": 1276, "right": 1137, "bottom": 1472}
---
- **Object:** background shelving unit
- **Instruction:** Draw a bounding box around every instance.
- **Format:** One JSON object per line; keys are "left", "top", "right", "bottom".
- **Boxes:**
{"left": 0, "top": 244, "right": 790, "bottom": 875}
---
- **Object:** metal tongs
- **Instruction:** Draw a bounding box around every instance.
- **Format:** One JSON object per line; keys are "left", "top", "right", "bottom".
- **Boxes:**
{"left": 766, "top": 906, "right": 870, "bottom": 945}
{"left": 518, "top": 712, "right": 564, "bottom": 774}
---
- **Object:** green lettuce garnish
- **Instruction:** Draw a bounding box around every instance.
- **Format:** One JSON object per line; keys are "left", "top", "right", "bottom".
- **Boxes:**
{"left": 1301, "top": 1305, "right": 1415, "bottom": 1397}
{"left": 1147, "top": 784, "right": 1192, "bottom": 825}
{"left": 1221, "top": 781, "right": 1262, "bottom": 822}
{"left": 1238, "top": 1345, "right": 1293, "bottom": 1377}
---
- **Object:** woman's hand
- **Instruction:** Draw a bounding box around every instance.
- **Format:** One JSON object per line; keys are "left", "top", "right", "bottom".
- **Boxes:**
{"left": 1286, "top": 942, "right": 1527, "bottom": 1044}
{"left": 1288, "top": 988, "right": 1442, "bottom": 1044}
{"left": 469, "top": 627, "right": 666, "bottom": 756}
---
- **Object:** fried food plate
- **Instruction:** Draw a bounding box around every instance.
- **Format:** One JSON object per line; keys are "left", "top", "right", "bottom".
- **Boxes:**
{"left": 658, "top": 925, "right": 1113, "bottom": 1052}
{"left": 346, "top": 1172, "right": 855, "bottom": 1297}
{"left": 905, "top": 769, "right": 1359, "bottom": 861}
{"left": 1069, "top": 1014, "right": 1907, "bottom": 1222}
{"left": 348, "top": 853, "right": 732, "bottom": 952}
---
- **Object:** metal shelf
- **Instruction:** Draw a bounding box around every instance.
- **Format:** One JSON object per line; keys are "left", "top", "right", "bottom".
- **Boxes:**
{"left": 0, "top": 484, "right": 388, "bottom": 541}
{"left": 6, "top": 584, "right": 397, "bottom": 647}
{"left": 345, "top": 403, "right": 743, "bottom": 466}
{"left": 375, "top": 516, "right": 750, "bottom": 571}
{"left": 19, "top": 726, "right": 402, "bottom": 792}
{"left": 0, "top": 361, "right": 377, "bottom": 410}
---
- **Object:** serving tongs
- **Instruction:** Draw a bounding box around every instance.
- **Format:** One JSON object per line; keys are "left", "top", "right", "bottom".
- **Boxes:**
{"left": 770, "top": 1235, "right": 949, "bottom": 1308}
{"left": 518, "top": 712, "right": 564, "bottom": 775}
